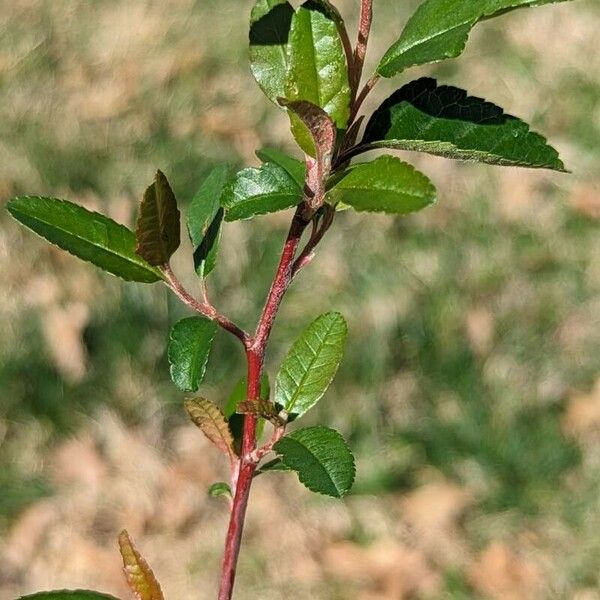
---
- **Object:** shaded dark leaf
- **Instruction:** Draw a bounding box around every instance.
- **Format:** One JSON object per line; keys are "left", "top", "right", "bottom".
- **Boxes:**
{"left": 135, "top": 170, "right": 181, "bottom": 266}
{"left": 362, "top": 78, "right": 565, "bottom": 171}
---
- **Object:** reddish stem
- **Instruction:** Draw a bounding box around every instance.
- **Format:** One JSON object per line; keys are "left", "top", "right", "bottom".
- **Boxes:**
{"left": 217, "top": 207, "right": 310, "bottom": 600}
{"left": 161, "top": 265, "right": 249, "bottom": 346}
{"left": 351, "top": 0, "right": 373, "bottom": 98}
{"left": 253, "top": 207, "right": 311, "bottom": 351}
{"left": 218, "top": 350, "right": 261, "bottom": 600}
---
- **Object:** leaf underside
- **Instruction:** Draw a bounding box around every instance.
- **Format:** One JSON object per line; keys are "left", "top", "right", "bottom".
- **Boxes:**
{"left": 330, "top": 155, "right": 437, "bottom": 215}
{"left": 363, "top": 78, "right": 565, "bottom": 171}
{"left": 6, "top": 196, "right": 162, "bottom": 283}
{"left": 187, "top": 165, "right": 230, "bottom": 277}
{"left": 185, "top": 397, "right": 236, "bottom": 459}
{"left": 220, "top": 162, "right": 303, "bottom": 221}
{"left": 279, "top": 98, "right": 336, "bottom": 181}
{"left": 168, "top": 317, "right": 218, "bottom": 392}
{"left": 378, "top": 0, "right": 574, "bottom": 77}
{"left": 135, "top": 170, "right": 181, "bottom": 266}
{"left": 274, "top": 426, "right": 355, "bottom": 497}
{"left": 275, "top": 312, "right": 347, "bottom": 419}
{"left": 118, "top": 530, "right": 165, "bottom": 600}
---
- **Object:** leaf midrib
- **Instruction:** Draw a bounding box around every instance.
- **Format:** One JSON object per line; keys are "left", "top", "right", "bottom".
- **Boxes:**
{"left": 9, "top": 197, "right": 158, "bottom": 275}
{"left": 280, "top": 316, "right": 339, "bottom": 413}
{"left": 382, "top": 0, "right": 551, "bottom": 71}
{"left": 279, "top": 436, "right": 342, "bottom": 495}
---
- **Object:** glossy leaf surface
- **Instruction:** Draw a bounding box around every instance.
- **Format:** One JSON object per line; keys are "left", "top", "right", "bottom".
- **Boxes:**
{"left": 135, "top": 170, "right": 181, "bottom": 266}
{"left": 187, "top": 165, "right": 229, "bottom": 277}
{"left": 363, "top": 78, "right": 565, "bottom": 170}
{"left": 168, "top": 317, "right": 217, "bottom": 392}
{"left": 275, "top": 312, "right": 347, "bottom": 419}
{"left": 378, "top": 0, "right": 574, "bottom": 77}
{"left": 220, "top": 162, "right": 303, "bottom": 221}
{"left": 256, "top": 148, "right": 306, "bottom": 189}
{"left": 7, "top": 196, "right": 161, "bottom": 283}
{"left": 273, "top": 426, "right": 355, "bottom": 497}
{"left": 249, "top": 0, "right": 295, "bottom": 103}
{"left": 329, "top": 156, "right": 436, "bottom": 215}
{"left": 285, "top": 0, "right": 351, "bottom": 152}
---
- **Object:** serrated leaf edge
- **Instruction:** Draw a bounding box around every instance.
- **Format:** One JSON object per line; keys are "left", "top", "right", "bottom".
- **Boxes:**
{"left": 274, "top": 426, "right": 356, "bottom": 498}
{"left": 6, "top": 196, "right": 163, "bottom": 283}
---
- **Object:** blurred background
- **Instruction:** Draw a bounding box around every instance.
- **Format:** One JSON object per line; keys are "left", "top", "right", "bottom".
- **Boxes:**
{"left": 0, "top": 0, "right": 599, "bottom": 598}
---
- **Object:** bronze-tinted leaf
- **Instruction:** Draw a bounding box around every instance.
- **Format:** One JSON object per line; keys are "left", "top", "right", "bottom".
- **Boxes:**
{"left": 135, "top": 170, "right": 181, "bottom": 266}
{"left": 118, "top": 530, "right": 164, "bottom": 600}
{"left": 184, "top": 397, "right": 237, "bottom": 460}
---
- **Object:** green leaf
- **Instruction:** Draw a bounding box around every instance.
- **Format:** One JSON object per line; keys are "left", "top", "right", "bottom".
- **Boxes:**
{"left": 187, "top": 165, "right": 230, "bottom": 277}
{"left": 118, "top": 530, "right": 164, "bottom": 600}
{"left": 256, "top": 148, "right": 306, "bottom": 189}
{"left": 6, "top": 196, "right": 162, "bottom": 283}
{"left": 168, "top": 317, "right": 217, "bottom": 392}
{"left": 220, "top": 162, "right": 303, "bottom": 221}
{"left": 328, "top": 156, "right": 436, "bottom": 215}
{"left": 362, "top": 78, "right": 565, "bottom": 171}
{"left": 275, "top": 312, "right": 347, "bottom": 419}
{"left": 185, "top": 398, "right": 237, "bottom": 460}
{"left": 224, "top": 374, "right": 271, "bottom": 418}
{"left": 249, "top": 0, "right": 295, "bottom": 104}
{"left": 285, "top": 0, "right": 351, "bottom": 153}
{"left": 208, "top": 482, "right": 233, "bottom": 499}
{"left": 17, "top": 593, "right": 119, "bottom": 600}
{"left": 135, "top": 170, "right": 181, "bottom": 266}
{"left": 377, "top": 0, "right": 574, "bottom": 77}
{"left": 256, "top": 457, "right": 292, "bottom": 475}
{"left": 273, "top": 426, "right": 355, "bottom": 497}
{"left": 225, "top": 375, "right": 270, "bottom": 452}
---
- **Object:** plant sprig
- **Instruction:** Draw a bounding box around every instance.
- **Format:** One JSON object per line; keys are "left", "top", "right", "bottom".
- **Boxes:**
{"left": 7, "top": 0, "right": 576, "bottom": 599}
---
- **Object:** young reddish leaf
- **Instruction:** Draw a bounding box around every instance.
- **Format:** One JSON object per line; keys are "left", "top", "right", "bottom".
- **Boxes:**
{"left": 135, "top": 170, "right": 181, "bottom": 266}
{"left": 184, "top": 397, "right": 237, "bottom": 460}
{"left": 6, "top": 197, "right": 162, "bottom": 283}
{"left": 238, "top": 398, "right": 283, "bottom": 425}
{"left": 118, "top": 530, "right": 164, "bottom": 600}
{"left": 278, "top": 99, "right": 336, "bottom": 202}
{"left": 224, "top": 374, "right": 271, "bottom": 418}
